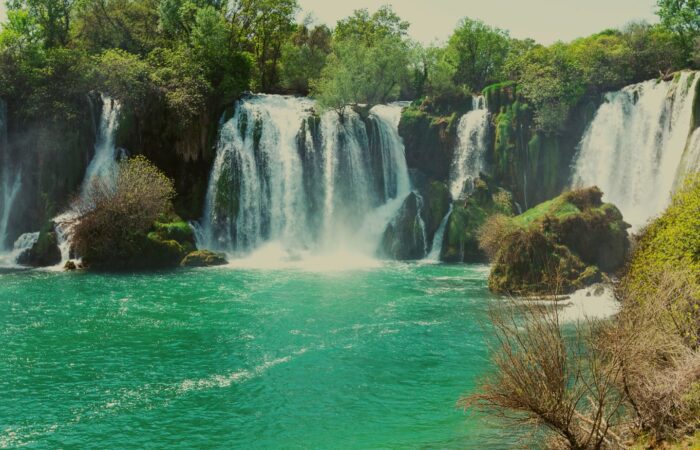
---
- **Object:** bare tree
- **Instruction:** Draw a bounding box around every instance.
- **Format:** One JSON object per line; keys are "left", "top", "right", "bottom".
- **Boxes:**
{"left": 461, "top": 298, "right": 628, "bottom": 449}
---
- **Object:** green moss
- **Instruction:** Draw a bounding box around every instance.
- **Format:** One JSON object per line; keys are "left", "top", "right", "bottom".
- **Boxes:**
{"left": 628, "top": 175, "right": 700, "bottom": 295}
{"left": 486, "top": 187, "right": 629, "bottom": 294}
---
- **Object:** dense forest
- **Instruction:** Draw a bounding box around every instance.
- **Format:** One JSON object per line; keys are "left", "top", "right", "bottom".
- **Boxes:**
{"left": 1, "top": 0, "right": 698, "bottom": 129}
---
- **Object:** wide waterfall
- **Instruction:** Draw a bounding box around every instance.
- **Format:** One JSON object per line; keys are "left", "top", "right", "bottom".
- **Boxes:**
{"left": 449, "top": 96, "right": 489, "bottom": 199}
{"left": 0, "top": 99, "right": 21, "bottom": 251}
{"left": 54, "top": 95, "right": 122, "bottom": 262}
{"left": 572, "top": 71, "right": 700, "bottom": 228}
{"left": 198, "top": 95, "right": 411, "bottom": 262}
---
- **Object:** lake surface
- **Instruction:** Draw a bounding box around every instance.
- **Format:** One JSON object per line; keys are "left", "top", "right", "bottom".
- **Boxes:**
{"left": 0, "top": 262, "right": 516, "bottom": 448}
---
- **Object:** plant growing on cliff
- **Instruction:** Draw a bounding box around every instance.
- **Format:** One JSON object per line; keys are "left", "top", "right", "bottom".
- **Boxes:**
{"left": 72, "top": 155, "right": 176, "bottom": 267}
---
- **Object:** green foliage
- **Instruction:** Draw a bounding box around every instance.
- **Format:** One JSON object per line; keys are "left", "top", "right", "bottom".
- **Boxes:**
{"left": 279, "top": 23, "right": 331, "bottom": 94}
{"left": 483, "top": 187, "right": 629, "bottom": 294}
{"left": 444, "top": 17, "right": 510, "bottom": 92}
{"left": 8, "top": 0, "right": 73, "bottom": 48}
{"left": 312, "top": 5, "right": 413, "bottom": 109}
{"left": 657, "top": 0, "right": 700, "bottom": 64}
{"left": 628, "top": 174, "right": 700, "bottom": 294}
{"left": 93, "top": 49, "right": 152, "bottom": 113}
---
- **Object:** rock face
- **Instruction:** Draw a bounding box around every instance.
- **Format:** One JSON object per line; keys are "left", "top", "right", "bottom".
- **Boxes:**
{"left": 379, "top": 181, "right": 451, "bottom": 260}
{"left": 442, "top": 179, "right": 516, "bottom": 263}
{"left": 486, "top": 187, "right": 630, "bottom": 295}
{"left": 379, "top": 192, "right": 427, "bottom": 260}
{"left": 16, "top": 225, "right": 61, "bottom": 267}
{"left": 181, "top": 250, "right": 228, "bottom": 267}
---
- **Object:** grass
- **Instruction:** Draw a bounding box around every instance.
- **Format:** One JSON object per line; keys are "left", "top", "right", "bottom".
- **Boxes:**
{"left": 512, "top": 196, "right": 580, "bottom": 228}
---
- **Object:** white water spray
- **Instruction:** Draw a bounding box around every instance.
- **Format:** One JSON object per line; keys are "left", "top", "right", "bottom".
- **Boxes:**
{"left": 572, "top": 72, "right": 700, "bottom": 228}
{"left": 449, "top": 96, "right": 489, "bottom": 199}
{"left": 0, "top": 99, "right": 21, "bottom": 251}
{"left": 54, "top": 95, "right": 122, "bottom": 263}
{"left": 199, "top": 95, "right": 411, "bottom": 264}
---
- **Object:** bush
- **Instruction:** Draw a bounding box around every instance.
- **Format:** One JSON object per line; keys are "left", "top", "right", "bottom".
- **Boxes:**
{"left": 71, "top": 155, "right": 177, "bottom": 269}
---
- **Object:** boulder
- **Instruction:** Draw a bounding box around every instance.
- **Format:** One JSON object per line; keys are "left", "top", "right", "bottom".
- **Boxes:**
{"left": 180, "top": 250, "right": 228, "bottom": 267}
{"left": 16, "top": 225, "right": 61, "bottom": 267}
{"left": 485, "top": 187, "right": 629, "bottom": 295}
{"left": 379, "top": 192, "right": 428, "bottom": 260}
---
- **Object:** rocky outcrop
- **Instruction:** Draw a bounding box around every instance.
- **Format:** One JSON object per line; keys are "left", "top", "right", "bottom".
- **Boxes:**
{"left": 485, "top": 187, "right": 630, "bottom": 295}
{"left": 442, "top": 178, "right": 516, "bottom": 263}
{"left": 181, "top": 250, "right": 227, "bottom": 267}
{"left": 379, "top": 192, "right": 427, "bottom": 260}
{"left": 16, "top": 223, "right": 61, "bottom": 267}
{"left": 379, "top": 181, "right": 451, "bottom": 260}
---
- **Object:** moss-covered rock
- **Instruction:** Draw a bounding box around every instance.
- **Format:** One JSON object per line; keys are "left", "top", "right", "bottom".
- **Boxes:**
{"left": 485, "top": 186, "right": 629, "bottom": 295}
{"left": 181, "top": 250, "right": 228, "bottom": 267}
{"left": 81, "top": 215, "right": 195, "bottom": 271}
{"left": 398, "top": 106, "right": 461, "bottom": 182}
{"left": 442, "top": 179, "right": 516, "bottom": 263}
{"left": 16, "top": 223, "right": 61, "bottom": 267}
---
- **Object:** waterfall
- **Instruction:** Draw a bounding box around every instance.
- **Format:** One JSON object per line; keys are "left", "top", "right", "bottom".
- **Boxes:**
{"left": 0, "top": 99, "right": 21, "bottom": 251}
{"left": 449, "top": 96, "right": 489, "bottom": 199}
{"left": 572, "top": 71, "right": 700, "bottom": 228}
{"left": 54, "top": 95, "right": 122, "bottom": 262}
{"left": 199, "top": 95, "right": 411, "bottom": 261}
{"left": 81, "top": 95, "right": 122, "bottom": 199}
{"left": 425, "top": 204, "right": 453, "bottom": 262}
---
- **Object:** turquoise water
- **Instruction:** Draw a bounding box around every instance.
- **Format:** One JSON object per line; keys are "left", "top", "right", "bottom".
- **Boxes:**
{"left": 0, "top": 263, "right": 512, "bottom": 448}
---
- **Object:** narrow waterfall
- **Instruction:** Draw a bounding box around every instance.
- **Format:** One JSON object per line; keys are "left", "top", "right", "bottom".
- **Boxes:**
{"left": 572, "top": 71, "right": 700, "bottom": 228}
{"left": 425, "top": 204, "right": 452, "bottom": 262}
{"left": 449, "top": 96, "right": 489, "bottom": 199}
{"left": 199, "top": 95, "right": 411, "bottom": 260}
{"left": 0, "top": 99, "right": 21, "bottom": 250}
{"left": 54, "top": 95, "right": 121, "bottom": 262}
{"left": 81, "top": 95, "right": 121, "bottom": 199}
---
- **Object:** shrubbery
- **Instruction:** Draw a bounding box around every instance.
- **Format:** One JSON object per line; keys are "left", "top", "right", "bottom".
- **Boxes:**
{"left": 71, "top": 155, "right": 189, "bottom": 269}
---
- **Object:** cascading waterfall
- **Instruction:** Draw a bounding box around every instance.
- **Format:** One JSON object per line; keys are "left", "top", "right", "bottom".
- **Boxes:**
{"left": 54, "top": 95, "right": 122, "bottom": 262}
{"left": 0, "top": 99, "right": 21, "bottom": 251}
{"left": 425, "top": 204, "right": 452, "bottom": 262}
{"left": 572, "top": 71, "right": 700, "bottom": 228}
{"left": 199, "top": 95, "right": 411, "bottom": 261}
{"left": 449, "top": 96, "right": 489, "bottom": 199}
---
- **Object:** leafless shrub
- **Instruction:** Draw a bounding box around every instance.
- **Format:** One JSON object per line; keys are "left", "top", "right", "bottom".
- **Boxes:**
{"left": 478, "top": 214, "right": 517, "bottom": 261}
{"left": 603, "top": 266, "right": 700, "bottom": 441}
{"left": 461, "top": 297, "right": 628, "bottom": 449}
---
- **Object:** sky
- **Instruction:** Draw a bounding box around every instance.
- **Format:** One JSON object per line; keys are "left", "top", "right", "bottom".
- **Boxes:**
{"left": 297, "top": 0, "right": 659, "bottom": 45}
{"left": 0, "top": 1, "right": 659, "bottom": 45}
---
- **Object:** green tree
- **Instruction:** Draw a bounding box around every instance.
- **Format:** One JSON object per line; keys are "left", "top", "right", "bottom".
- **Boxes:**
{"left": 445, "top": 18, "right": 510, "bottom": 91}
{"left": 230, "top": 0, "right": 298, "bottom": 92}
{"left": 8, "top": 0, "right": 73, "bottom": 47}
{"left": 516, "top": 44, "right": 585, "bottom": 133}
{"left": 73, "top": 0, "right": 161, "bottom": 54}
{"left": 657, "top": 0, "right": 700, "bottom": 63}
{"left": 279, "top": 22, "right": 331, "bottom": 94}
{"left": 311, "top": 6, "right": 412, "bottom": 109}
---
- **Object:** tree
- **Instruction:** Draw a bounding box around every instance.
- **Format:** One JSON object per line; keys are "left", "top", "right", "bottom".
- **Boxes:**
{"left": 516, "top": 44, "right": 586, "bottom": 133}
{"left": 230, "top": 0, "right": 298, "bottom": 92}
{"left": 657, "top": 0, "right": 700, "bottom": 64}
{"left": 445, "top": 18, "right": 510, "bottom": 92}
{"left": 311, "top": 6, "right": 413, "bottom": 109}
{"left": 8, "top": 0, "right": 73, "bottom": 47}
{"left": 279, "top": 22, "right": 331, "bottom": 94}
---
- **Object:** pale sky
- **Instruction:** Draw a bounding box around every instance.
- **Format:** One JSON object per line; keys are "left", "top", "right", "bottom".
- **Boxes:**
{"left": 298, "top": 0, "right": 659, "bottom": 45}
